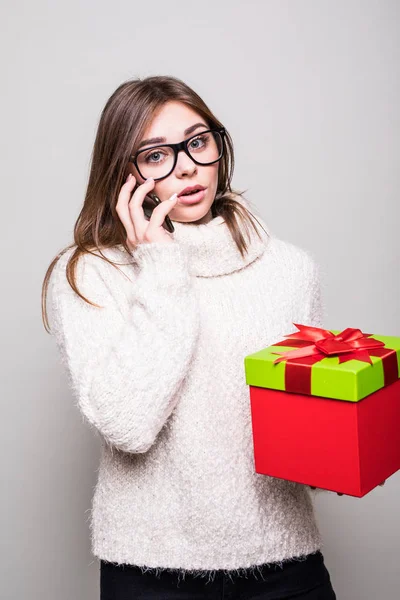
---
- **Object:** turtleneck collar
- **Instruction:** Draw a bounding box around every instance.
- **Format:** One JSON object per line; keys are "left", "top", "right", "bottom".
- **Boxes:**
{"left": 171, "top": 197, "right": 271, "bottom": 278}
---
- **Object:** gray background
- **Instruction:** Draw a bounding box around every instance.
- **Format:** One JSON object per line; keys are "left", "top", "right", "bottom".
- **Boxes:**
{"left": 2, "top": 1, "right": 399, "bottom": 598}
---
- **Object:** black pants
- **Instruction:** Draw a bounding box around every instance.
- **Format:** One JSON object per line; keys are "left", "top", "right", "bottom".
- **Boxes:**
{"left": 100, "top": 550, "right": 337, "bottom": 599}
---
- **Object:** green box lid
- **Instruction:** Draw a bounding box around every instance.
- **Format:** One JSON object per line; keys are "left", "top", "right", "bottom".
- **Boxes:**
{"left": 244, "top": 330, "right": 400, "bottom": 402}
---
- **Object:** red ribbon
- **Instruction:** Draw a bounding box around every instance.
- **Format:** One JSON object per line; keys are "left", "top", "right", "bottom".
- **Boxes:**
{"left": 271, "top": 323, "right": 398, "bottom": 395}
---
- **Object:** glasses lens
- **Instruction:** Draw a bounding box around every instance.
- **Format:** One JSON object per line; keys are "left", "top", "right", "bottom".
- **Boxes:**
{"left": 136, "top": 145, "right": 175, "bottom": 180}
{"left": 187, "top": 130, "right": 223, "bottom": 164}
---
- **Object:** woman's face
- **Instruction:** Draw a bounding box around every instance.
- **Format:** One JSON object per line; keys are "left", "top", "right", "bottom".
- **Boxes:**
{"left": 127, "top": 101, "right": 220, "bottom": 225}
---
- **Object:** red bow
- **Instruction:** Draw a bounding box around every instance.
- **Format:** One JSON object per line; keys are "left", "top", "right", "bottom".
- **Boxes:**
{"left": 272, "top": 324, "right": 385, "bottom": 365}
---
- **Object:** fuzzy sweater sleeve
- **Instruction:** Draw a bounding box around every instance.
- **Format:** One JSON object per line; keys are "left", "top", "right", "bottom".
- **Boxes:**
{"left": 48, "top": 242, "right": 200, "bottom": 454}
{"left": 303, "top": 253, "right": 325, "bottom": 329}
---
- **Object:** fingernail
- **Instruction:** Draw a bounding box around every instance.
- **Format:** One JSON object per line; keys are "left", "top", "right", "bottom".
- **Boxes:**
{"left": 170, "top": 193, "right": 178, "bottom": 201}
{"left": 146, "top": 177, "right": 154, "bottom": 182}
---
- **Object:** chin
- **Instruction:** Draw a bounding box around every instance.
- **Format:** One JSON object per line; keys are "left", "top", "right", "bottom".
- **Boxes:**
{"left": 174, "top": 202, "right": 213, "bottom": 223}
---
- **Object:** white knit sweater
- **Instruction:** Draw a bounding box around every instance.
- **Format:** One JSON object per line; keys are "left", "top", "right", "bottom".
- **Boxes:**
{"left": 48, "top": 197, "right": 326, "bottom": 580}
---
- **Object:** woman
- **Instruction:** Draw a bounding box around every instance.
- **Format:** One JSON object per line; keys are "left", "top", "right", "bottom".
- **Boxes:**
{"left": 42, "top": 75, "right": 337, "bottom": 599}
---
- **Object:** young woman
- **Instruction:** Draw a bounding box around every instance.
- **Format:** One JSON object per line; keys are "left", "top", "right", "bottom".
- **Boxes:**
{"left": 42, "top": 75, "right": 337, "bottom": 599}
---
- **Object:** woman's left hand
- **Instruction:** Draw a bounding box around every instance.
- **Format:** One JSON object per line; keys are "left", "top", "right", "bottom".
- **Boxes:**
{"left": 308, "top": 480, "right": 386, "bottom": 496}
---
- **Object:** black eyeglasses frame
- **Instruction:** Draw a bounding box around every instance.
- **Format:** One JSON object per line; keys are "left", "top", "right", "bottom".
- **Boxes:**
{"left": 128, "top": 127, "right": 226, "bottom": 182}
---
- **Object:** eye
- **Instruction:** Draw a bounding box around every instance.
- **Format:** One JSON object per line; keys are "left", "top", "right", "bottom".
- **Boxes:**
{"left": 144, "top": 150, "right": 166, "bottom": 164}
{"left": 189, "top": 134, "right": 209, "bottom": 151}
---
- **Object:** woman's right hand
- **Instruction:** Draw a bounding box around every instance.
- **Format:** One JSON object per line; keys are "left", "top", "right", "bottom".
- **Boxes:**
{"left": 116, "top": 173, "right": 179, "bottom": 251}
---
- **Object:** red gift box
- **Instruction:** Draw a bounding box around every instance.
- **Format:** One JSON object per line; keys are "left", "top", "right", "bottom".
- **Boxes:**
{"left": 244, "top": 324, "right": 400, "bottom": 497}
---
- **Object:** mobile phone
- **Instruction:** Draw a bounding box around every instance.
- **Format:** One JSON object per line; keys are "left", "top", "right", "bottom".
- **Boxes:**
{"left": 142, "top": 193, "right": 175, "bottom": 234}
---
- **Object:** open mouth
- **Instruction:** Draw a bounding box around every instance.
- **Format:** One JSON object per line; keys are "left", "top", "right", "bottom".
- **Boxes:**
{"left": 177, "top": 188, "right": 207, "bottom": 204}
{"left": 182, "top": 189, "right": 200, "bottom": 196}
{"left": 178, "top": 185, "right": 206, "bottom": 197}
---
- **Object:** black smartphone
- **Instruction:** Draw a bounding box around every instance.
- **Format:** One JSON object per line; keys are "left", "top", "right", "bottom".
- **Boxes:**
{"left": 142, "top": 193, "right": 175, "bottom": 234}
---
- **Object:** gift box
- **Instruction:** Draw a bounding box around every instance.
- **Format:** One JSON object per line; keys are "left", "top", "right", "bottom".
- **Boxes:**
{"left": 244, "top": 324, "right": 400, "bottom": 497}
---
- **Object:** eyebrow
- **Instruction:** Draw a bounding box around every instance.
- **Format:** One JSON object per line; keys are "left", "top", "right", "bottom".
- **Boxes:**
{"left": 137, "top": 122, "right": 209, "bottom": 150}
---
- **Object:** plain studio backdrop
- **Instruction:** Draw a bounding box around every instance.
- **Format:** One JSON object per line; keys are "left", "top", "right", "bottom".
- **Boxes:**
{"left": 1, "top": 1, "right": 399, "bottom": 599}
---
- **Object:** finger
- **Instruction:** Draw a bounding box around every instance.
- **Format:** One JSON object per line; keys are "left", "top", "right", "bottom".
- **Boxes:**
{"left": 116, "top": 174, "right": 139, "bottom": 245}
{"left": 145, "top": 193, "right": 178, "bottom": 235}
{"left": 129, "top": 178, "right": 158, "bottom": 240}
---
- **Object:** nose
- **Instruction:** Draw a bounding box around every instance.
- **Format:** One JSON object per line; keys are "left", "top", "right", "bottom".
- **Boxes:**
{"left": 174, "top": 149, "right": 197, "bottom": 178}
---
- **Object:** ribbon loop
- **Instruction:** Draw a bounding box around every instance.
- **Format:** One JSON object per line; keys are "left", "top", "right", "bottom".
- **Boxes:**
{"left": 273, "top": 324, "right": 385, "bottom": 365}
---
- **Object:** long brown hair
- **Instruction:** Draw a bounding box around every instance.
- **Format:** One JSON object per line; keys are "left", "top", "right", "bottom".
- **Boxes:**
{"left": 41, "top": 75, "right": 268, "bottom": 332}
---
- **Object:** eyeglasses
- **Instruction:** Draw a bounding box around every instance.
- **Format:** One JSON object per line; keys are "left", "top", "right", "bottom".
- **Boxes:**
{"left": 128, "top": 127, "right": 226, "bottom": 181}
